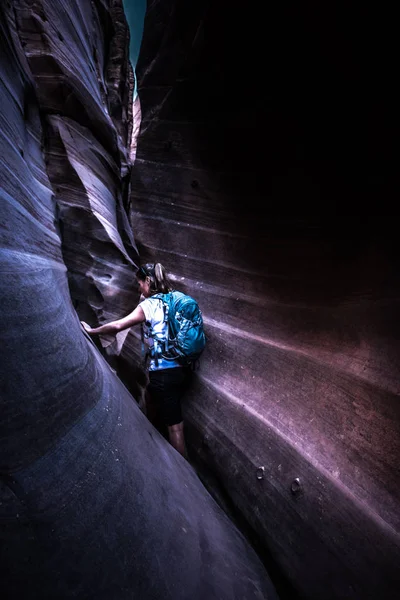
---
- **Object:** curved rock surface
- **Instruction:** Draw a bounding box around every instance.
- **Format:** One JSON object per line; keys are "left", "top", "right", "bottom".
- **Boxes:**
{"left": 0, "top": 2, "right": 278, "bottom": 599}
{"left": 131, "top": 1, "right": 400, "bottom": 599}
{"left": 14, "top": 0, "right": 139, "bottom": 342}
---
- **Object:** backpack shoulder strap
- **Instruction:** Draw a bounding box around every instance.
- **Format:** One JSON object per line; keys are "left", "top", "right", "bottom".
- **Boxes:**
{"left": 141, "top": 294, "right": 169, "bottom": 364}
{"left": 152, "top": 293, "right": 170, "bottom": 323}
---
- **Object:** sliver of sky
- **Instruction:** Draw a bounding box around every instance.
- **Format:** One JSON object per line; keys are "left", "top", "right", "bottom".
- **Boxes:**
{"left": 122, "top": 0, "right": 146, "bottom": 96}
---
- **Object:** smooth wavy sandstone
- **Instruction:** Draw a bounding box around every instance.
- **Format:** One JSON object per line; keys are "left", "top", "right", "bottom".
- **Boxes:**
{"left": 0, "top": 2, "right": 278, "bottom": 599}
{"left": 13, "top": 0, "right": 139, "bottom": 341}
{"left": 131, "top": 1, "right": 400, "bottom": 599}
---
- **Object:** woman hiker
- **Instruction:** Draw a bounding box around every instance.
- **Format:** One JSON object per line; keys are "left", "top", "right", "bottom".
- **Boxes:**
{"left": 81, "top": 263, "right": 192, "bottom": 458}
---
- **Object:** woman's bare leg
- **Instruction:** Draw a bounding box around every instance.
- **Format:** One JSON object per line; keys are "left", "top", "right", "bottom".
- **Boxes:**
{"left": 168, "top": 422, "right": 187, "bottom": 458}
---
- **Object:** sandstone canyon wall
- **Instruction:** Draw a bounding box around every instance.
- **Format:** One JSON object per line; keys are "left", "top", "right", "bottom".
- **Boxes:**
{"left": 130, "top": 1, "right": 400, "bottom": 599}
{"left": 0, "top": 2, "right": 279, "bottom": 598}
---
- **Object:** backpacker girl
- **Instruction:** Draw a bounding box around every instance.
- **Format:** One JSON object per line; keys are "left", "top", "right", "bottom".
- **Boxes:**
{"left": 81, "top": 263, "right": 205, "bottom": 458}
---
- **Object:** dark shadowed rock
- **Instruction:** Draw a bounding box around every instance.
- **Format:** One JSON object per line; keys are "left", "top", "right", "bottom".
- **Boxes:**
{"left": 0, "top": 2, "right": 278, "bottom": 599}
{"left": 131, "top": 1, "right": 400, "bottom": 598}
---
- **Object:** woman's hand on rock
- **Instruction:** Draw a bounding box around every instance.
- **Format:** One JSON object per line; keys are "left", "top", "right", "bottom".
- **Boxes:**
{"left": 81, "top": 321, "right": 93, "bottom": 334}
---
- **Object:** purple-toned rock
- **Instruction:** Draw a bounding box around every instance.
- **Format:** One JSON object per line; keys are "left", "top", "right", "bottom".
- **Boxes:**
{"left": 0, "top": 2, "right": 278, "bottom": 599}
{"left": 13, "top": 0, "right": 139, "bottom": 349}
{"left": 131, "top": 1, "right": 400, "bottom": 599}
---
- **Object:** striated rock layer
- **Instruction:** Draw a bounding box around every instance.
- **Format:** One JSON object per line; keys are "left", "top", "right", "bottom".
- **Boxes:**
{"left": 14, "top": 0, "right": 139, "bottom": 350}
{"left": 131, "top": 1, "right": 400, "bottom": 599}
{"left": 0, "top": 2, "right": 279, "bottom": 598}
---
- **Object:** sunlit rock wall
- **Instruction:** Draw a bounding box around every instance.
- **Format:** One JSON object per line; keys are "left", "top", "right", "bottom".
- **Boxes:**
{"left": 0, "top": 2, "right": 279, "bottom": 598}
{"left": 131, "top": 1, "right": 400, "bottom": 599}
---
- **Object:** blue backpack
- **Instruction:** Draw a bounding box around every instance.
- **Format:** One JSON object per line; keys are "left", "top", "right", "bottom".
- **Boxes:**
{"left": 151, "top": 290, "right": 206, "bottom": 366}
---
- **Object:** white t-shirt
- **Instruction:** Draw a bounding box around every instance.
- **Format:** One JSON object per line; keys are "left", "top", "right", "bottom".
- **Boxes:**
{"left": 139, "top": 296, "right": 181, "bottom": 371}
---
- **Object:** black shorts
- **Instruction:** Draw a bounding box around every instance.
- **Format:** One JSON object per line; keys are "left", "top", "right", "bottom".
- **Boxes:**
{"left": 147, "top": 367, "right": 190, "bottom": 426}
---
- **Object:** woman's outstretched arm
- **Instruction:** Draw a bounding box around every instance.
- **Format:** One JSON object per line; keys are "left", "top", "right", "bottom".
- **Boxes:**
{"left": 81, "top": 305, "right": 146, "bottom": 336}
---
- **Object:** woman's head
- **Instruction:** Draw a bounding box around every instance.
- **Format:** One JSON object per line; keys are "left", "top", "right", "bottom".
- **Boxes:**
{"left": 136, "top": 263, "right": 173, "bottom": 297}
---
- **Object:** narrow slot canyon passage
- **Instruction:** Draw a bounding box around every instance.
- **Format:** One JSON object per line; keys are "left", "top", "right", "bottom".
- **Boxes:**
{"left": 0, "top": 1, "right": 399, "bottom": 599}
